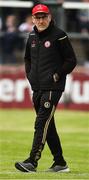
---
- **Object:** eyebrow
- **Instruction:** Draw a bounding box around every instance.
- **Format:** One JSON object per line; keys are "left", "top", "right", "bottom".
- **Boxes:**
{"left": 34, "top": 15, "right": 48, "bottom": 18}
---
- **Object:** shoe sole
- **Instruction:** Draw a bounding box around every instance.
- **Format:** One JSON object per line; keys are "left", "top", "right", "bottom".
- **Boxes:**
{"left": 57, "top": 167, "right": 70, "bottom": 173}
{"left": 15, "top": 162, "right": 36, "bottom": 173}
{"left": 47, "top": 167, "right": 70, "bottom": 173}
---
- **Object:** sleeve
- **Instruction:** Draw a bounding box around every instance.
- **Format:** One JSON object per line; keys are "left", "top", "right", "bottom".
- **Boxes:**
{"left": 24, "top": 36, "right": 31, "bottom": 80}
{"left": 57, "top": 31, "right": 77, "bottom": 76}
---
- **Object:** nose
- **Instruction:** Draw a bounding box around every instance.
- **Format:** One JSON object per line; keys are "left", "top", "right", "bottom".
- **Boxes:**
{"left": 39, "top": 18, "right": 44, "bottom": 23}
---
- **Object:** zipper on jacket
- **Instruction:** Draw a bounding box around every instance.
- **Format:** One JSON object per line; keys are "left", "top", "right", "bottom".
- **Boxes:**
{"left": 49, "top": 91, "right": 52, "bottom": 101}
{"left": 36, "top": 37, "right": 40, "bottom": 88}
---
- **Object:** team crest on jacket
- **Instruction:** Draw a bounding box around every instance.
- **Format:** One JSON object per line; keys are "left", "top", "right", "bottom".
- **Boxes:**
{"left": 44, "top": 41, "right": 51, "bottom": 48}
{"left": 44, "top": 101, "right": 50, "bottom": 108}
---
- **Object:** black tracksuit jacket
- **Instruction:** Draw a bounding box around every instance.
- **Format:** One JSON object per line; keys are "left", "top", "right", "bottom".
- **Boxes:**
{"left": 24, "top": 21, "right": 77, "bottom": 91}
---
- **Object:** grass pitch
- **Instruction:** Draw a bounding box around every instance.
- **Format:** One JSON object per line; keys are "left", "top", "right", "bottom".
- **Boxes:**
{"left": 0, "top": 109, "right": 89, "bottom": 179}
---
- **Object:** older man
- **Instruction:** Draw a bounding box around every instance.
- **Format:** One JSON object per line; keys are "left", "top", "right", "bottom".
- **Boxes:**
{"left": 15, "top": 4, "right": 77, "bottom": 173}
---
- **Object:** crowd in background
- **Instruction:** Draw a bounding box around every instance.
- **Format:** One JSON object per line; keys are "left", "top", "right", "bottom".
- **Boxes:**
{"left": 0, "top": 0, "right": 89, "bottom": 66}
{"left": 0, "top": 14, "right": 34, "bottom": 64}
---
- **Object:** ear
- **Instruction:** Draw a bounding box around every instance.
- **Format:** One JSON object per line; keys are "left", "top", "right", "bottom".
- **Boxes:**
{"left": 32, "top": 16, "right": 35, "bottom": 24}
{"left": 48, "top": 14, "right": 52, "bottom": 22}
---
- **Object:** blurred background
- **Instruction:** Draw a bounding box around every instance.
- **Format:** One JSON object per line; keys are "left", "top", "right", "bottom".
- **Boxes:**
{"left": 0, "top": 2, "right": 89, "bottom": 179}
{"left": 0, "top": 0, "right": 89, "bottom": 111}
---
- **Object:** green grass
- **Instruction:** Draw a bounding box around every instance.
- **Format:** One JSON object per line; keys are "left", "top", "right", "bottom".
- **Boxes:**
{"left": 0, "top": 109, "right": 89, "bottom": 179}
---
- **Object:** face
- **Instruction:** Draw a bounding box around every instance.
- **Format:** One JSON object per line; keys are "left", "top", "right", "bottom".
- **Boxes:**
{"left": 32, "top": 13, "right": 51, "bottom": 32}
{"left": 6, "top": 15, "right": 17, "bottom": 28}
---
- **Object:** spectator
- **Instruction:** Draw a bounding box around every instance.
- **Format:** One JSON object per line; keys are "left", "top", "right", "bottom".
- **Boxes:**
{"left": 1, "top": 15, "right": 24, "bottom": 64}
{"left": 77, "top": 0, "right": 89, "bottom": 66}
{"left": 77, "top": 0, "right": 89, "bottom": 33}
{"left": 19, "top": 15, "right": 34, "bottom": 33}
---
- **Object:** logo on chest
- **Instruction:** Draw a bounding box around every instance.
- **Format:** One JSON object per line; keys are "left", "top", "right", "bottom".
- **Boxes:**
{"left": 44, "top": 41, "right": 51, "bottom": 48}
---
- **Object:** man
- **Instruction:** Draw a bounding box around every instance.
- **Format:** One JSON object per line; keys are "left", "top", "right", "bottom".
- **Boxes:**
{"left": 15, "top": 4, "right": 77, "bottom": 172}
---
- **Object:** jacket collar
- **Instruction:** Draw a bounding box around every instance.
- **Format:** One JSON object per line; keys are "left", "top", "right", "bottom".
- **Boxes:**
{"left": 34, "top": 20, "right": 54, "bottom": 38}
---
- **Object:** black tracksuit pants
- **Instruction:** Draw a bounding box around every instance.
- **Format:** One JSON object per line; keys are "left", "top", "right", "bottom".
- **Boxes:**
{"left": 29, "top": 90, "right": 66, "bottom": 167}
